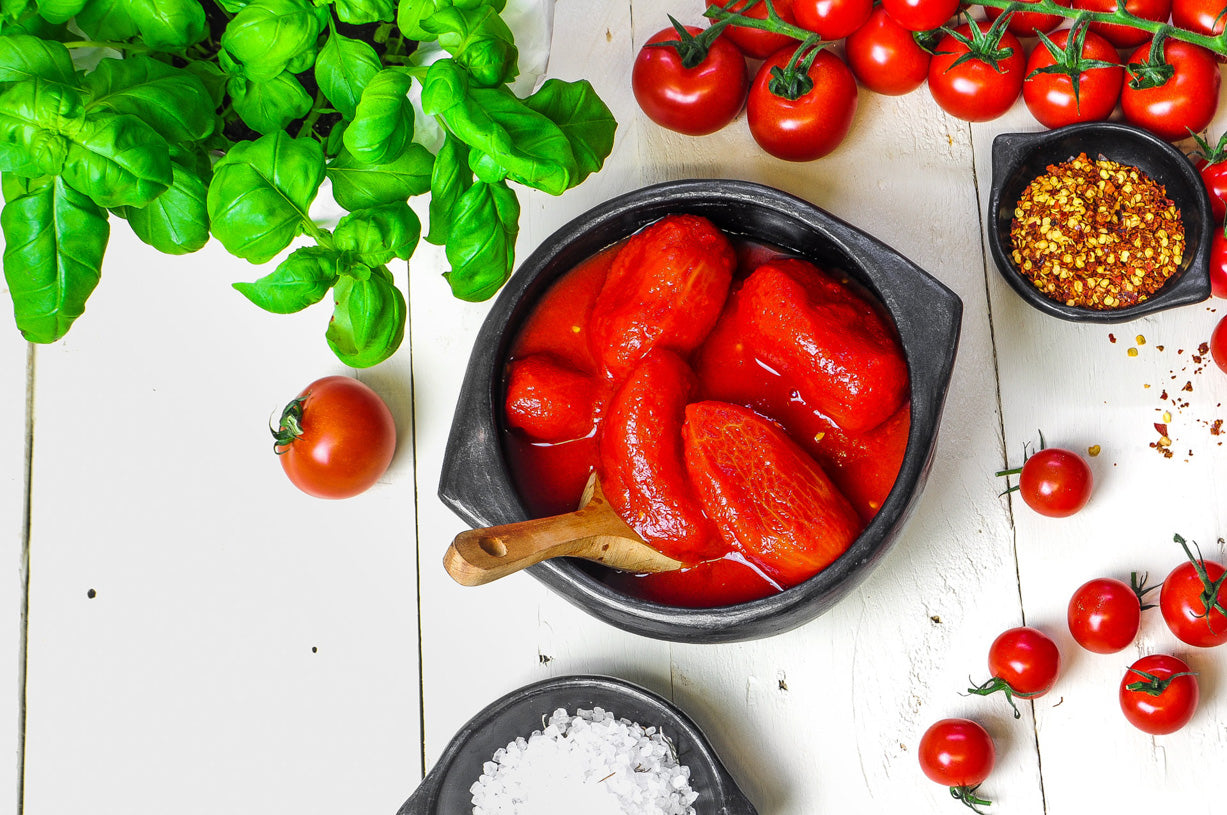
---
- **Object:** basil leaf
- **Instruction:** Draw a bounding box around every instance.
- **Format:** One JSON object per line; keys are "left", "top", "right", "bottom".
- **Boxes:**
{"left": 444, "top": 178, "right": 517, "bottom": 301}
{"left": 0, "top": 34, "right": 74, "bottom": 84}
{"left": 523, "top": 78, "right": 616, "bottom": 189}
{"left": 343, "top": 67, "right": 414, "bottom": 165}
{"left": 75, "top": 0, "right": 138, "bottom": 40}
{"left": 326, "top": 266, "right": 405, "bottom": 367}
{"left": 334, "top": 201, "right": 420, "bottom": 265}
{"left": 206, "top": 132, "right": 325, "bottom": 264}
{"left": 314, "top": 31, "right": 381, "bottom": 121}
{"left": 32, "top": 0, "right": 84, "bottom": 22}
{"left": 424, "top": 5, "right": 517, "bottom": 87}
{"left": 227, "top": 70, "right": 311, "bottom": 135}
{"left": 83, "top": 56, "right": 215, "bottom": 143}
{"left": 333, "top": 0, "right": 395, "bottom": 25}
{"left": 326, "top": 142, "right": 432, "bottom": 210}
{"left": 422, "top": 60, "right": 575, "bottom": 196}
{"left": 424, "top": 131, "right": 469, "bottom": 246}
{"left": 1, "top": 175, "right": 107, "bottom": 342}
{"left": 0, "top": 0, "right": 34, "bottom": 24}
{"left": 234, "top": 245, "right": 338, "bottom": 313}
{"left": 62, "top": 110, "right": 171, "bottom": 208}
{"left": 0, "top": 78, "right": 78, "bottom": 177}
{"left": 396, "top": 0, "right": 440, "bottom": 40}
{"left": 127, "top": 0, "right": 207, "bottom": 50}
{"left": 221, "top": 0, "right": 323, "bottom": 83}
{"left": 117, "top": 148, "right": 208, "bottom": 254}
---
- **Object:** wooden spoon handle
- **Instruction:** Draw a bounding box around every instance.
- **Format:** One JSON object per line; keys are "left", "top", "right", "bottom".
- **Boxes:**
{"left": 444, "top": 505, "right": 627, "bottom": 587}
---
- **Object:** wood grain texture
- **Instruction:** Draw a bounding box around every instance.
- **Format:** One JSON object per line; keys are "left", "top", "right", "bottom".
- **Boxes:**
{"left": 0, "top": 290, "right": 26, "bottom": 811}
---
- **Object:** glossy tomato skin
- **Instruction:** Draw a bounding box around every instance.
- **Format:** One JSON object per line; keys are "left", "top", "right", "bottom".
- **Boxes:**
{"left": 1172, "top": 0, "right": 1227, "bottom": 39}
{"left": 985, "top": 0, "right": 1071, "bottom": 35}
{"left": 632, "top": 26, "right": 749, "bottom": 136}
{"left": 1199, "top": 159, "right": 1227, "bottom": 224}
{"left": 988, "top": 626, "right": 1061, "bottom": 695}
{"left": 1073, "top": 0, "right": 1172, "bottom": 47}
{"left": 882, "top": 0, "right": 960, "bottom": 31}
{"left": 845, "top": 6, "right": 932, "bottom": 95}
{"left": 707, "top": 0, "right": 799, "bottom": 59}
{"left": 276, "top": 376, "right": 396, "bottom": 499}
{"left": 1022, "top": 28, "right": 1123, "bottom": 129}
{"left": 928, "top": 25, "right": 1026, "bottom": 122}
{"left": 918, "top": 719, "right": 995, "bottom": 788}
{"left": 1160, "top": 558, "right": 1227, "bottom": 647}
{"left": 794, "top": 0, "right": 873, "bottom": 40}
{"left": 1119, "top": 654, "right": 1199, "bottom": 735}
{"left": 1212, "top": 313, "right": 1227, "bottom": 373}
{"left": 1068, "top": 577, "right": 1143, "bottom": 653}
{"left": 748, "top": 46, "right": 858, "bottom": 161}
{"left": 1018, "top": 447, "right": 1093, "bottom": 517}
{"left": 1121, "top": 40, "right": 1221, "bottom": 142}
{"left": 1211, "top": 229, "right": 1227, "bottom": 298}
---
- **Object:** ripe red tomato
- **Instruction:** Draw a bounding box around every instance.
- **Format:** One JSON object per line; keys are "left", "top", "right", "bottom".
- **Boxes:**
{"left": 632, "top": 25, "right": 749, "bottom": 137}
{"left": 1159, "top": 535, "right": 1227, "bottom": 647}
{"left": 1068, "top": 576, "right": 1149, "bottom": 653}
{"left": 274, "top": 376, "right": 397, "bottom": 499}
{"left": 1022, "top": 28, "right": 1123, "bottom": 129}
{"left": 1073, "top": 0, "right": 1172, "bottom": 47}
{"left": 1211, "top": 229, "right": 1227, "bottom": 298}
{"left": 706, "top": 0, "right": 799, "bottom": 60}
{"left": 844, "top": 6, "right": 932, "bottom": 95}
{"left": 1010, "top": 447, "right": 1093, "bottom": 517}
{"left": 1121, "top": 40, "right": 1221, "bottom": 142}
{"left": 881, "top": 0, "right": 959, "bottom": 31}
{"left": 988, "top": 626, "right": 1061, "bottom": 696}
{"left": 1119, "top": 654, "right": 1199, "bottom": 735}
{"left": 1199, "top": 156, "right": 1227, "bottom": 224}
{"left": 1211, "top": 313, "right": 1227, "bottom": 373}
{"left": 985, "top": 0, "right": 1071, "bottom": 35}
{"left": 747, "top": 45, "right": 858, "bottom": 161}
{"left": 794, "top": 0, "right": 873, "bottom": 40}
{"left": 1172, "top": 0, "right": 1227, "bottom": 39}
{"left": 918, "top": 719, "right": 995, "bottom": 808}
{"left": 927, "top": 24, "right": 1027, "bottom": 122}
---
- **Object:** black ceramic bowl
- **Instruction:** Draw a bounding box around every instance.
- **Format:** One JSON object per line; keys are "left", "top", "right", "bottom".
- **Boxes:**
{"left": 987, "top": 122, "right": 1213, "bottom": 323}
{"left": 439, "top": 179, "right": 962, "bottom": 643}
{"left": 394, "top": 675, "right": 757, "bottom": 815}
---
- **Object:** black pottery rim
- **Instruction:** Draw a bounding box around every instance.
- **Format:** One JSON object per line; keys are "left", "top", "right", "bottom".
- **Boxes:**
{"left": 393, "top": 674, "right": 758, "bottom": 815}
{"left": 439, "top": 178, "right": 964, "bottom": 643}
{"left": 987, "top": 121, "right": 1213, "bottom": 324}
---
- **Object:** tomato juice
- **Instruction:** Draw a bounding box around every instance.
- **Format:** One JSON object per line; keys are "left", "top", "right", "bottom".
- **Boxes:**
{"left": 501, "top": 219, "right": 910, "bottom": 608}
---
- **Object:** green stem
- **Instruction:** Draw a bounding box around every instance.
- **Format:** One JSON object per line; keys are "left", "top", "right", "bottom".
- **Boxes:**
{"left": 975, "top": 0, "right": 1227, "bottom": 55}
{"left": 59, "top": 40, "right": 152, "bottom": 54}
{"left": 704, "top": 0, "right": 827, "bottom": 45}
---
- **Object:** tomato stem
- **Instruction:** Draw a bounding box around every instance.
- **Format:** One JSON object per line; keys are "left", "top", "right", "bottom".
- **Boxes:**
{"left": 1173, "top": 534, "right": 1227, "bottom": 624}
{"left": 1026, "top": 20, "right": 1121, "bottom": 111}
{"left": 703, "top": 0, "right": 824, "bottom": 44}
{"left": 1131, "top": 571, "right": 1159, "bottom": 610}
{"left": 967, "top": 675, "right": 1042, "bottom": 719}
{"left": 1124, "top": 666, "right": 1199, "bottom": 696}
{"left": 272, "top": 396, "right": 307, "bottom": 454}
{"left": 950, "top": 784, "right": 993, "bottom": 813}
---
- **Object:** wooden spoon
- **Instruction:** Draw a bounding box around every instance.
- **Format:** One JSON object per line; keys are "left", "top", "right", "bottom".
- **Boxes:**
{"left": 443, "top": 473, "right": 686, "bottom": 586}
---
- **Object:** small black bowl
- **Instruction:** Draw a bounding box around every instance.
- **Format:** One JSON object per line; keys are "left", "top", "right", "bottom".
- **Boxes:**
{"left": 393, "top": 675, "right": 757, "bottom": 815}
{"left": 439, "top": 179, "right": 963, "bottom": 643}
{"left": 987, "top": 122, "right": 1213, "bottom": 323}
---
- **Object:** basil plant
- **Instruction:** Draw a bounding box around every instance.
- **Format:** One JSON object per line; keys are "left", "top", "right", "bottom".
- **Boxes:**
{"left": 0, "top": 0, "right": 616, "bottom": 367}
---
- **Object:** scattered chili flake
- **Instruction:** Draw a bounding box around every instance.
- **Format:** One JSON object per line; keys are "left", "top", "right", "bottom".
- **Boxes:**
{"left": 1108, "top": 333, "right": 1117, "bottom": 343}
{"left": 1128, "top": 347, "right": 1139, "bottom": 357}
{"left": 1088, "top": 444, "right": 1101, "bottom": 456}
{"left": 1182, "top": 381, "right": 1194, "bottom": 392}
{"left": 1136, "top": 335, "right": 1146, "bottom": 345}
{"left": 1213, "top": 420, "right": 1223, "bottom": 435}
{"left": 1010, "top": 154, "right": 1185, "bottom": 310}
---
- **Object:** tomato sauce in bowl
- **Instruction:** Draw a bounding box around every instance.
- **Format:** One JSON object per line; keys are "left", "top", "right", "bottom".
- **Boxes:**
{"left": 501, "top": 219, "right": 910, "bottom": 608}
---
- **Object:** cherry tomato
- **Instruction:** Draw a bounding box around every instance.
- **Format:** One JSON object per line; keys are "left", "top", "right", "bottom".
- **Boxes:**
{"left": 707, "top": 0, "right": 799, "bottom": 60}
{"left": 1198, "top": 156, "right": 1227, "bottom": 224}
{"left": 1121, "top": 40, "right": 1221, "bottom": 142}
{"left": 1159, "top": 535, "right": 1227, "bottom": 647}
{"left": 882, "top": 0, "right": 960, "bottom": 31}
{"left": 1119, "top": 654, "right": 1199, "bottom": 735}
{"left": 1068, "top": 576, "right": 1147, "bottom": 653}
{"left": 1073, "top": 0, "right": 1172, "bottom": 47}
{"left": 1012, "top": 447, "right": 1093, "bottom": 517}
{"left": 794, "top": 0, "right": 873, "bottom": 40}
{"left": 632, "top": 25, "right": 749, "bottom": 137}
{"left": 918, "top": 719, "right": 995, "bottom": 809}
{"left": 985, "top": 0, "right": 1072, "bottom": 36}
{"left": 844, "top": 6, "right": 932, "bottom": 95}
{"left": 1171, "top": 0, "right": 1227, "bottom": 39}
{"left": 988, "top": 626, "right": 1061, "bottom": 696}
{"left": 1212, "top": 313, "right": 1227, "bottom": 373}
{"left": 928, "top": 24, "right": 1027, "bottom": 122}
{"left": 1022, "top": 28, "right": 1123, "bottom": 129}
{"left": 1210, "top": 229, "right": 1227, "bottom": 298}
{"left": 747, "top": 45, "right": 858, "bottom": 162}
{"left": 274, "top": 376, "right": 397, "bottom": 499}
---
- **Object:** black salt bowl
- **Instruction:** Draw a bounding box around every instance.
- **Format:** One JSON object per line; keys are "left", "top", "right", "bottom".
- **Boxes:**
{"left": 439, "top": 179, "right": 963, "bottom": 643}
{"left": 987, "top": 121, "right": 1213, "bottom": 323}
{"left": 394, "top": 675, "right": 757, "bottom": 815}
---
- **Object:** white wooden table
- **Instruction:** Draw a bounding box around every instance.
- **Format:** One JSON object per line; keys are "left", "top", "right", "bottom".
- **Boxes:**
{"left": 3, "top": 1, "right": 1227, "bottom": 813}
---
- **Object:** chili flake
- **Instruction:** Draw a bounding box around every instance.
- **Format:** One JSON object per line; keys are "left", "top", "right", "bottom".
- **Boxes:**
{"left": 1010, "top": 154, "right": 1185, "bottom": 310}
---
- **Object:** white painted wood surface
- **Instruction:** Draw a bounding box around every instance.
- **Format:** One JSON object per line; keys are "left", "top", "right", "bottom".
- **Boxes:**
{"left": 0, "top": 1, "right": 1224, "bottom": 813}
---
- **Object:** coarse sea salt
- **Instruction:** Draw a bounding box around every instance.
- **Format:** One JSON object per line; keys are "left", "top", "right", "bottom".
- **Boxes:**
{"left": 469, "top": 707, "right": 699, "bottom": 815}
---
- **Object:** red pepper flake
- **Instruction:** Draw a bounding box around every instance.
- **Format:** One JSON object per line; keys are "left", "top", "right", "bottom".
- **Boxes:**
{"left": 1212, "top": 420, "right": 1223, "bottom": 435}
{"left": 1109, "top": 333, "right": 1117, "bottom": 343}
{"left": 1182, "top": 381, "right": 1194, "bottom": 392}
